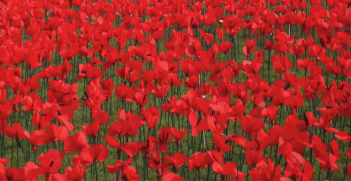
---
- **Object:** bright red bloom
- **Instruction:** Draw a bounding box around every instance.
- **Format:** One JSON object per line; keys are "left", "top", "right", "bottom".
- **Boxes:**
{"left": 79, "top": 144, "right": 109, "bottom": 165}
{"left": 106, "top": 158, "right": 140, "bottom": 180}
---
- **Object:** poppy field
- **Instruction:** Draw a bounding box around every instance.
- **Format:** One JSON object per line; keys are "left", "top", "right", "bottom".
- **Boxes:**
{"left": 1, "top": 0, "right": 351, "bottom": 180}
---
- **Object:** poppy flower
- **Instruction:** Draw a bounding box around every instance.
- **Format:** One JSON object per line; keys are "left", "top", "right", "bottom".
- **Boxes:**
{"left": 76, "top": 64, "right": 102, "bottom": 80}
{"left": 115, "top": 85, "right": 136, "bottom": 102}
{"left": 163, "top": 152, "right": 188, "bottom": 169}
{"left": 106, "top": 158, "right": 140, "bottom": 180}
{"left": 202, "top": 13, "right": 216, "bottom": 26}
{"left": 240, "top": 115, "right": 265, "bottom": 136}
{"left": 170, "top": 128, "right": 187, "bottom": 145}
{"left": 92, "top": 109, "right": 110, "bottom": 125}
{"left": 155, "top": 127, "right": 172, "bottom": 152}
{"left": 4, "top": 123, "right": 25, "bottom": 141}
{"left": 38, "top": 149, "right": 62, "bottom": 175}
{"left": 162, "top": 171, "right": 185, "bottom": 181}
{"left": 243, "top": 39, "right": 256, "bottom": 56}
{"left": 306, "top": 44, "right": 326, "bottom": 59}
{"left": 42, "top": 124, "right": 68, "bottom": 144}
{"left": 184, "top": 75, "right": 199, "bottom": 88}
{"left": 198, "top": 29, "right": 214, "bottom": 44}
{"left": 144, "top": 152, "right": 162, "bottom": 171}
{"left": 216, "top": 28, "right": 224, "bottom": 40}
{"left": 108, "top": 110, "right": 145, "bottom": 137}
{"left": 335, "top": 131, "right": 351, "bottom": 142}
{"left": 79, "top": 144, "right": 109, "bottom": 165}
{"left": 81, "top": 121, "right": 100, "bottom": 138}
{"left": 64, "top": 132, "right": 88, "bottom": 153}
{"left": 142, "top": 106, "right": 159, "bottom": 131}
{"left": 316, "top": 153, "right": 340, "bottom": 172}
{"left": 23, "top": 130, "right": 44, "bottom": 150}
{"left": 212, "top": 161, "right": 239, "bottom": 177}
{"left": 213, "top": 133, "right": 232, "bottom": 152}
{"left": 290, "top": 44, "right": 305, "bottom": 56}
{"left": 248, "top": 158, "right": 286, "bottom": 181}
{"left": 271, "top": 55, "right": 293, "bottom": 74}
{"left": 152, "top": 84, "right": 169, "bottom": 98}
{"left": 218, "top": 42, "right": 233, "bottom": 53}
{"left": 101, "top": 78, "right": 114, "bottom": 99}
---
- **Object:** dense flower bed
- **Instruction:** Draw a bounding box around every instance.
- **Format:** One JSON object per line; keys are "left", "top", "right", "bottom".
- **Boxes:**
{"left": 0, "top": 0, "right": 351, "bottom": 180}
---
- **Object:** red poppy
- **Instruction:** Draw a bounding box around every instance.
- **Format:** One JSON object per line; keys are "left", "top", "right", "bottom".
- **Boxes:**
{"left": 243, "top": 39, "right": 256, "bottom": 56}
{"left": 115, "top": 85, "right": 136, "bottom": 102}
{"left": 170, "top": 128, "right": 187, "bottom": 145}
{"left": 42, "top": 124, "right": 68, "bottom": 144}
{"left": 213, "top": 133, "right": 232, "bottom": 152}
{"left": 163, "top": 152, "right": 188, "bottom": 169}
{"left": 144, "top": 152, "right": 162, "bottom": 171}
{"left": 38, "top": 149, "right": 62, "bottom": 175}
{"left": 106, "top": 158, "right": 140, "bottom": 180}
{"left": 240, "top": 115, "right": 265, "bottom": 136}
{"left": 4, "top": 123, "right": 25, "bottom": 141}
{"left": 64, "top": 132, "right": 88, "bottom": 153}
{"left": 79, "top": 144, "right": 109, "bottom": 165}
{"left": 155, "top": 127, "right": 172, "bottom": 152}
{"left": 162, "top": 171, "right": 185, "bottom": 181}
{"left": 271, "top": 55, "right": 293, "bottom": 74}
{"left": 142, "top": 106, "right": 159, "bottom": 131}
